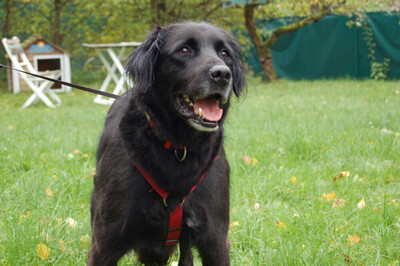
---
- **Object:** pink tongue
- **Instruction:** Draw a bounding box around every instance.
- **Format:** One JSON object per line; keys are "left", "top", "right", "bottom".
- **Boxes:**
{"left": 194, "top": 97, "right": 223, "bottom": 122}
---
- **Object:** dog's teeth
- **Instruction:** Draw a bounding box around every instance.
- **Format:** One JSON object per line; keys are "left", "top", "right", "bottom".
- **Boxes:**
{"left": 183, "top": 94, "right": 191, "bottom": 103}
{"left": 198, "top": 107, "right": 202, "bottom": 117}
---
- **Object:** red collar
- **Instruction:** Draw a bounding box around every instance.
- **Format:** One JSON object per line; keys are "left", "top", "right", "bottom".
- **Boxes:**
{"left": 145, "top": 112, "right": 187, "bottom": 161}
{"left": 131, "top": 156, "right": 217, "bottom": 245}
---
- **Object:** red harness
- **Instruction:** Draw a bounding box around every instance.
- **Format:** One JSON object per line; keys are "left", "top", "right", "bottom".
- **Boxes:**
{"left": 126, "top": 114, "right": 217, "bottom": 245}
{"left": 132, "top": 156, "right": 217, "bottom": 245}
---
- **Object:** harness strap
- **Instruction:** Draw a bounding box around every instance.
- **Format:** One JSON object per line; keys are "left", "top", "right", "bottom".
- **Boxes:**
{"left": 144, "top": 112, "right": 187, "bottom": 161}
{"left": 165, "top": 204, "right": 183, "bottom": 245}
{"left": 130, "top": 155, "right": 217, "bottom": 246}
{"left": 132, "top": 158, "right": 170, "bottom": 199}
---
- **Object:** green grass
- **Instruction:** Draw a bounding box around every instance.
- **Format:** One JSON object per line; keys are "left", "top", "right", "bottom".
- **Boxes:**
{"left": 0, "top": 79, "right": 399, "bottom": 265}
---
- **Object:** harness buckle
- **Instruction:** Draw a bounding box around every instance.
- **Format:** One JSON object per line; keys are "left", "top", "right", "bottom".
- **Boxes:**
{"left": 163, "top": 198, "right": 185, "bottom": 208}
{"left": 163, "top": 198, "right": 168, "bottom": 207}
{"left": 174, "top": 147, "right": 187, "bottom": 161}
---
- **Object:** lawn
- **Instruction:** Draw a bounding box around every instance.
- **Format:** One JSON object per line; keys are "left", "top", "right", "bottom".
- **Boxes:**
{"left": 0, "top": 79, "right": 399, "bottom": 265}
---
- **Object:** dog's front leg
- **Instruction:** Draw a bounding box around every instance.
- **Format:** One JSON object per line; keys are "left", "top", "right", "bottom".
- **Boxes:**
{"left": 87, "top": 224, "right": 130, "bottom": 266}
{"left": 178, "top": 231, "right": 194, "bottom": 266}
{"left": 197, "top": 235, "right": 231, "bottom": 266}
{"left": 87, "top": 238, "right": 124, "bottom": 266}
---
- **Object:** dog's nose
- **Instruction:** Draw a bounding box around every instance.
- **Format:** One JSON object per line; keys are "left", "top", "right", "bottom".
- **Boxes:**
{"left": 209, "top": 65, "right": 231, "bottom": 86}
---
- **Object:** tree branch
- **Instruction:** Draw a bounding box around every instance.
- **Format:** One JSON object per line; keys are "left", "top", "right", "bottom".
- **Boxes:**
{"left": 201, "top": 2, "right": 223, "bottom": 21}
{"left": 265, "top": 8, "right": 329, "bottom": 48}
{"left": 244, "top": 4, "right": 263, "bottom": 51}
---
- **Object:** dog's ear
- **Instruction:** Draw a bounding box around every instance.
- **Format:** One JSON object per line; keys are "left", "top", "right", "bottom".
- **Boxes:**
{"left": 125, "top": 26, "right": 163, "bottom": 94}
{"left": 230, "top": 40, "right": 246, "bottom": 97}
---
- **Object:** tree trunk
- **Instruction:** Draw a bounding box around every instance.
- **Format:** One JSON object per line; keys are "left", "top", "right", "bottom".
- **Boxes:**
{"left": 244, "top": 4, "right": 331, "bottom": 82}
{"left": 244, "top": 5, "right": 277, "bottom": 82}
{"left": 52, "top": 0, "right": 63, "bottom": 45}
{"left": 2, "top": 0, "right": 11, "bottom": 36}
{"left": 150, "top": 0, "right": 167, "bottom": 25}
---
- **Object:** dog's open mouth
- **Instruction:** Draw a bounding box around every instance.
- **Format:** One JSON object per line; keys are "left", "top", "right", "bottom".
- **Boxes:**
{"left": 174, "top": 94, "right": 225, "bottom": 131}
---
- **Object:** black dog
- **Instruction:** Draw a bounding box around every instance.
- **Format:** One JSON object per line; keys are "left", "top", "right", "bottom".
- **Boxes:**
{"left": 88, "top": 22, "right": 245, "bottom": 265}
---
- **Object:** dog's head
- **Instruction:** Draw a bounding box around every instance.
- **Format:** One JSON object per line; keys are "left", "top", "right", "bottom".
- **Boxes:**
{"left": 125, "top": 22, "right": 245, "bottom": 132}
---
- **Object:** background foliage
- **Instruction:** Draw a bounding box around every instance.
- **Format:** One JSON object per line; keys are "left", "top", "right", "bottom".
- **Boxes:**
{"left": 0, "top": 0, "right": 398, "bottom": 86}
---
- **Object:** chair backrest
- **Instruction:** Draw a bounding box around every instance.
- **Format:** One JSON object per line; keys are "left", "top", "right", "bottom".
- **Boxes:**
{"left": 2, "top": 37, "right": 36, "bottom": 74}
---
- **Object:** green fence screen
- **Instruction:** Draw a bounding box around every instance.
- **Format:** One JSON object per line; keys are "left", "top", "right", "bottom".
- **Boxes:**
{"left": 246, "top": 12, "right": 400, "bottom": 80}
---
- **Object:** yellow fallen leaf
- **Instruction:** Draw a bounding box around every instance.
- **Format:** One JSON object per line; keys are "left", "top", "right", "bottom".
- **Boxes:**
{"left": 36, "top": 243, "right": 51, "bottom": 259}
{"left": 59, "top": 240, "right": 67, "bottom": 254}
{"left": 252, "top": 158, "right": 258, "bottom": 166}
{"left": 242, "top": 156, "right": 251, "bottom": 164}
{"left": 290, "top": 176, "right": 297, "bottom": 184}
{"left": 322, "top": 191, "right": 336, "bottom": 201}
{"left": 332, "top": 199, "right": 346, "bottom": 208}
{"left": 340, "top": 171, "right": 350, "bottom": 177}
{"left": 276, "top": 221, "right": 288, "bottom": 228}
{"left": 357, "top": 198, "right": 366, "bottom": 210}
{"left": 71, "top": 150, "right": 80, "bottom": 155}
{"left": 45, "top": 188, "right": 53, "bottom": 197}
{"left": 347, "top": 234, "right": 360, "bottom": 245}
{"left": 230, "top": 221, "right": 240, "bottom": 227}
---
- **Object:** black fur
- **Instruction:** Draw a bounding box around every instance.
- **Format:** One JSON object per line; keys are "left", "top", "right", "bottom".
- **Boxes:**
{"left": 88, "top": 22, "right": 245, "bottom": 266}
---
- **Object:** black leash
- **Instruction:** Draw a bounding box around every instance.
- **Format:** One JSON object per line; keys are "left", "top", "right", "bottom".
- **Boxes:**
{"left": 0, "top": 63, "right": 121, "bottom": 99}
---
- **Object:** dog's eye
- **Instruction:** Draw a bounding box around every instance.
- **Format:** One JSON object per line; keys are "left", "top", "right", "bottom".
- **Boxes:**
{"left": 178, "top": 47, "right": 190, "bottom": 55}
{"left": 221, "top": 50, "right": 229, "bottom": 58}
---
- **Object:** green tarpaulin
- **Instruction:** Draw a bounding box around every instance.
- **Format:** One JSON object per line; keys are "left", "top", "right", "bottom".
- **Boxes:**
{"left": 246, "top": 12, "right": 400, "bottom": 80}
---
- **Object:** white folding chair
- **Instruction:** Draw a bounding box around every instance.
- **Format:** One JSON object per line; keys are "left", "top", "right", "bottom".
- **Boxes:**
{"left": 2, "top": 36, "right": 62, "bottom": 109}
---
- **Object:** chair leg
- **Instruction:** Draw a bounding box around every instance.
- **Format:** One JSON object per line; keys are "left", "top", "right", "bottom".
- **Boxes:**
{"left": 47, "top": 89, "right": 62, "bottom": 107}
{"left": 22, "top": 92, "right": 56, "bottom": 109}
{"left": 22, "top": 80, "right": 56, "bottom": 109}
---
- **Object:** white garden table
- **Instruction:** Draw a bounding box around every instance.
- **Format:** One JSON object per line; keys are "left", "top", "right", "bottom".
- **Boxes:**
{"left": 83, "top": 42, "right": 142, "bottom": 105}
